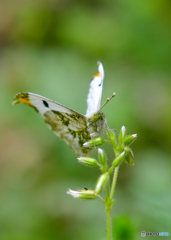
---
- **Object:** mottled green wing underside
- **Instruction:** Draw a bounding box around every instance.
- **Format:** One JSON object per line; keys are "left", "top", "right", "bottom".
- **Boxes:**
{"left": 13, "top": 92, "right": 92, "bottom": 156}
{"left": 44, "top": 110, "right": 92, "bottom": 156}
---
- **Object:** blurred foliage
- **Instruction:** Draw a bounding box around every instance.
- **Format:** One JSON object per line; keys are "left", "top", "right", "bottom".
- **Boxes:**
{"left": 113, "top": 215, "right": 135, "bottom": 240}
{"left": 0, "top": 0, "right": 171, "bottom": 239}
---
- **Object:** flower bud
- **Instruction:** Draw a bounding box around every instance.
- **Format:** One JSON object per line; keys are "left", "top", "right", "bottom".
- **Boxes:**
{"left": 124, "top": 147, "right": 134, "bottom": 159}
{"left": 119, "top": 126, "right": 126, "bottom": 143}
{"left": 77, "top": 157, "right": 98, "bottom": 167}
{"left": 98, "top": 148, "right": 108, "bottom": 172}
{"left": 67, "top": 189, "right": 97, "bottom": 199}
{"left": 121, "top": 126, "right": 126, "bottom": 138}
{"left": 112, "top": 151, "right": 125, "bottom": 168}
{"left": 83, "top": 137, "right": 104, "bottom": 148}
{"left": 124, "top": 147, "right": 134, "bottom": 165}
{"left": 95, "top": 172, "right": 109, "bottom": 194}
{"left": 98, "top": 148, "right": 107, "bottom": 165}
{"left": 124, "top": 134, "right": 137, "bottom": 145}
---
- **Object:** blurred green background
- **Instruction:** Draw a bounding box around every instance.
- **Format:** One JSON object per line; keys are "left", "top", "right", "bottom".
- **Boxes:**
{"left": 0, "top": 0, "right": 171, "bottom": 239}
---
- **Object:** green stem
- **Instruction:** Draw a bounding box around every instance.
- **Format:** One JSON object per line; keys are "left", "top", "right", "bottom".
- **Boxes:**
{"left": 105, "top": 166, "right": 119, "bottom": 240}
{"left": 106, "top": 205, "right": 112, "bottom": 240}
{"left": 110, "top": 166, "right": 119, "bottom": 200}
{"left": 105, "top": 174, "right": 111, "bottom": 239}
{"left": 106, "top": 180, "right": 110, "bottom": 197}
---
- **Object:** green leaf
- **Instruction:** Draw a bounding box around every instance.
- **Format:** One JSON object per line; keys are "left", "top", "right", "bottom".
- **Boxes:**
{"left": 105, "top": 197, "right": 113, "bottom": 207}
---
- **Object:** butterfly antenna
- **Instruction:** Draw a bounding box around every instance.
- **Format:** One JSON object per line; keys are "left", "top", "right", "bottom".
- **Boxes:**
{"left": 99, "top": 93, "right": 116, "bottom": 112}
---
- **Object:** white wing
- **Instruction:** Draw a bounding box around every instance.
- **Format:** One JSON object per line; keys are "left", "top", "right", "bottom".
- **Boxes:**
{"left": 85, "top": 61, "right": 104, "bottom": 117}
{"left": 13, "top": 92, "right": 85, "bottom": 116}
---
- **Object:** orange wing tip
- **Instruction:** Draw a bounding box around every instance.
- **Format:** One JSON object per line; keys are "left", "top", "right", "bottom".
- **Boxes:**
{"left": 91, "top": 72, "right": 101, "bottom": 80}
{"left": 12, "top": 93, "right": 32, "bottom": 106}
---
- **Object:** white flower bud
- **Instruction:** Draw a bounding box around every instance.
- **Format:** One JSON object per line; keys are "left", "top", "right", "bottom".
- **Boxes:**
{"left": 83, "top": 137, "right": 104, "bottom": 148}
{"left": 67, "top": 189, "right": 97, "bottom": 199}
{"left": 119, "top": 126, "right": 127, "bottom": 143}
{"left": 77, "top": 157, "right": 98, "bottom": 167}
{"left": 98, "top": 148, "right": 107, "bottom": 165}
{"left": 121, "top": 126, "right": 126, "bottom": 138}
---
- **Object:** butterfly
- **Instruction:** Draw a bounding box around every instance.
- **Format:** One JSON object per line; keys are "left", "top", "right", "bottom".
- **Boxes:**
{"left": 13, "top": 61, "right": 114, "bottom": 156}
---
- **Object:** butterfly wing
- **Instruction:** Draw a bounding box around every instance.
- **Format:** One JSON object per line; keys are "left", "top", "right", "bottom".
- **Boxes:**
{"left": 85, "top": 61, "right": 105, "bottom": 117}
{"left": 13, "top": 92, "right": 92, "bottom": 156}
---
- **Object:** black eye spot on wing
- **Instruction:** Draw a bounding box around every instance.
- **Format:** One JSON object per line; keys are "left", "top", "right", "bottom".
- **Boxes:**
{"left": 43, "top": 100, "right": 49, "bottom": 108}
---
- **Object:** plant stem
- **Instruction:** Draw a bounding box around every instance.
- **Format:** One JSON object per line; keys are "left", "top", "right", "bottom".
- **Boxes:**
{"left": 105, "top": 177, "right": 112, "bottom": 239}
{"left": 106, "top": 180, "right": 110, "bottom": 197}
{"left": 105, "top": 173, "right": 111, "bottom": 239}
{"left": 106, "top": 205, "right": 112, "bottom": 240}
{"left": 98, "top": 194, "right": 105, "bottom": 203}
{"left": 110, "top": 166, "right": 119, "bottom": 200}
{"left": 105, "top": 166, "right": 119, "bottom": 240}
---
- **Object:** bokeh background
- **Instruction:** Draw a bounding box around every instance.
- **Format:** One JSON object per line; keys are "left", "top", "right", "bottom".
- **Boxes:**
{"left": 0, "top": 0, "right": 171, "bottom": 239}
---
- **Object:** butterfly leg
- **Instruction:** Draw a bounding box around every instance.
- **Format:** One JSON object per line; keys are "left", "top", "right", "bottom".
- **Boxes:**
{"left": 103, "top": 119, "right": 117, "bottom": 137}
